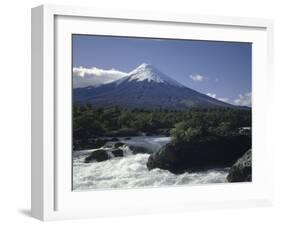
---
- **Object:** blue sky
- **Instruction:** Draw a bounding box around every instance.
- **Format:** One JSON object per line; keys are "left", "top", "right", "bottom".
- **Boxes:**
{"left": 72, "top": 35, "right": 252, "bottom": 106}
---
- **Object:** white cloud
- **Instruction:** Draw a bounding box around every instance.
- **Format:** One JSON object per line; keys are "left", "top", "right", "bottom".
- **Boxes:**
{"left": 73, "top": 67, "right": 128, "bottom": 88}
{"left": 218, "top": 97, "right": 230, "bottom": 103}
{"left": 207, "top": 93, "right": 230, "bottom": 104}
{"left": 207, "top": 93, "right": 217, "bottom": 98}
{"left": 234, "top": 92, "right": 252, "bottom": 107}
{"left": 208, "top": 92, "right": 251, "bottom": 106}
{"left": 189, "top": 74, "right": 207, "bottom": 82}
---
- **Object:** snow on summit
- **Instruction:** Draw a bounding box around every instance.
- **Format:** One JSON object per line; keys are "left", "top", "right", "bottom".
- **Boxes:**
{"left": 127, "top": 63, "right": 183, "bottom": 87}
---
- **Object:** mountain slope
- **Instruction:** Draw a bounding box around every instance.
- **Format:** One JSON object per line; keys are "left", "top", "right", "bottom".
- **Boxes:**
{"left": 73, "top": 63, "right": 237, "bottom": 110}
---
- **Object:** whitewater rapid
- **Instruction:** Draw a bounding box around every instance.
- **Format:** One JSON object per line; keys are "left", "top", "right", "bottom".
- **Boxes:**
{"left": 72, "top": 136, "right": 229, "bottom": 191}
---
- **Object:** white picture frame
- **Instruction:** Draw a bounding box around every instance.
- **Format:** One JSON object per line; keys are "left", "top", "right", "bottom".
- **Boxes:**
{"left": 31, "top": 4, "right": 274, "bottom": 221}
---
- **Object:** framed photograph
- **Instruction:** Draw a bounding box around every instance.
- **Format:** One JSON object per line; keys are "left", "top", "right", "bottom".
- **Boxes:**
{"left": 31, "top": 4, "right": 274, "bottom": 221}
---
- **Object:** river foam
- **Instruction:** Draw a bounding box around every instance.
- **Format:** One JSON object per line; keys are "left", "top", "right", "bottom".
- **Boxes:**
{"left": 73, "top": 151, "right": 228, "bottom": 191}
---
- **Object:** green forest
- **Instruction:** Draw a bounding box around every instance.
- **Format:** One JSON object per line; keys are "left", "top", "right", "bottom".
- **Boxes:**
{"left": 73, "top": 105, "right": 251, "bottom": 150}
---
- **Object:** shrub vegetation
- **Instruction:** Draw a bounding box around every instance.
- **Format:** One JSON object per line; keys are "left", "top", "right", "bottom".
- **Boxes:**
{"left": 73, "top": 104, "right": 251, "bottom": 148}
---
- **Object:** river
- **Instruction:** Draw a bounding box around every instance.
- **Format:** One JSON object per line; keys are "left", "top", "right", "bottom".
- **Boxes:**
{"left": 73, "top": 136, "right": 229, "bottom": 191}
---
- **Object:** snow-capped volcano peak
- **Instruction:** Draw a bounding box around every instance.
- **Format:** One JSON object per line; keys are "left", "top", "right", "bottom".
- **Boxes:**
{"left": 127, "top": 63, "right": 183, "bottom": 87}
{"left": 133, "top": 63, "right": 153, "bottom": 71}
{"left": 74, "top": 63, "right": 238, "bottom": 109}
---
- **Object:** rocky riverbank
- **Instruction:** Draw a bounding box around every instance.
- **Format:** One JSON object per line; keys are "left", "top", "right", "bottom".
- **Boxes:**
{"left": 227, "top": 149, "right": 252, "bottom": 182}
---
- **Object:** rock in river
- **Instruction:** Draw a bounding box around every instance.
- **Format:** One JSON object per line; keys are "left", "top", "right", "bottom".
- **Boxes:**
{"left": 147, "top": 135, "right": 251, "bottom": 174}
{"left": 84, "top": 148, "right": 124, "bottom": 163}
{"left": 111, "top": 148, "right": 124, "bottom": 157}
{"left": 227, "top": 149, "right": 252, "bottom": 182}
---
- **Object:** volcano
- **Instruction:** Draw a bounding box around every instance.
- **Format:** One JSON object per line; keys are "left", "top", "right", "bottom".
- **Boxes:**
{"left": 73, "top": 63, "right": 237, "bottom": 110}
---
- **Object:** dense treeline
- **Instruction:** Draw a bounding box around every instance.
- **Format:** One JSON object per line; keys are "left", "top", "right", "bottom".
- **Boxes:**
{"left": 73, "top": 104, "right": 251, "bottom": 149}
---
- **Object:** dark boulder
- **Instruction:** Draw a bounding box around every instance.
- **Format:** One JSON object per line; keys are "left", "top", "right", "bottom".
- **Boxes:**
{"left": 111, "top": 148, "right": 124, "bottom": 157}
{"left": 227, "top": 149, "right": 252, "bottom": 182}
{"left": 84, "top": 149, "right": 110, "bottom": 163}
{"left": 109, "top": 137, "right": 119, "bottom": 142}
{"left": 84, "top": 148, "right": 124, "bottom": 163}
{"left": 147, "top": 135, "right": 251, "bottom": 174}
